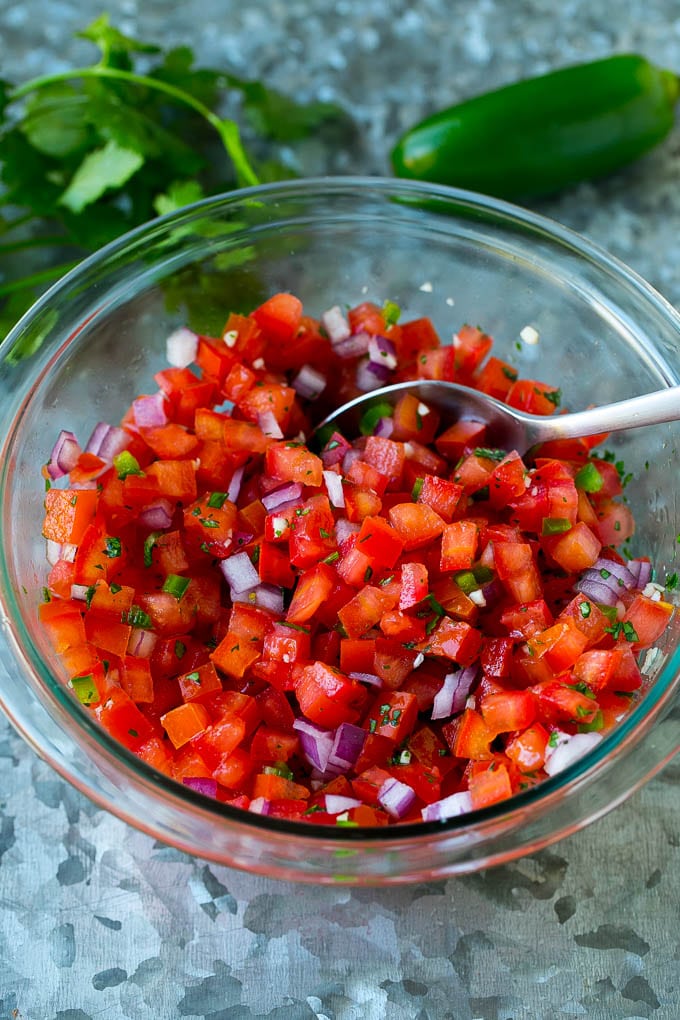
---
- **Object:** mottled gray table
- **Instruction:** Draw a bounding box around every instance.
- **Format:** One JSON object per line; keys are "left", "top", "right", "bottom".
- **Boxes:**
{"left": 2, "top": 2, "right": 680, "bottom": 1017}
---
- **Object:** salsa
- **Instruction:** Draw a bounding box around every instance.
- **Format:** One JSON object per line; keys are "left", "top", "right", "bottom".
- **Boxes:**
{"left": 40, "top": 293, "right": 676, "bottom": 826}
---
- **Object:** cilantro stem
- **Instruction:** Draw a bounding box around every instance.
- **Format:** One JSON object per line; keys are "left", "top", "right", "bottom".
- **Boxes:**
{"left": 8, "top": 65, "right": 260, "bottom": 189}
{"left": 0, "top": 260, "right": 82, "bottom": 297}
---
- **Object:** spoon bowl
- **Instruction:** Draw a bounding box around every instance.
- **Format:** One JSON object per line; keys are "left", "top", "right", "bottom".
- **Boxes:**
{"left": 316, "top": 378, "right": 680, "bottom": 455}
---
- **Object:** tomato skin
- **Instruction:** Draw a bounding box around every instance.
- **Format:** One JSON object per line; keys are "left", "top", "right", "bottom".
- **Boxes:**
{"left": 480, "top": 689, "right": 537, "bottom": 736}
{"left": 43, "top": 488, "right": 98, "bottom": 545}
{"left": 506, "top": 723, "right": 550, "bottom": 773}
{"left": 295, "top": 662, "right": 367, "bottom": 729}
{"left": 364, "top": 691, "right": 419, "bottom": 743}
{"left": 493, "top": 542, "right": 543, "bottom": 604}
{"left": 427, "top": 618, "right": 483, "bottom": 668}
{"left": 251, "top": 292, "right": 303, "bottom": 343}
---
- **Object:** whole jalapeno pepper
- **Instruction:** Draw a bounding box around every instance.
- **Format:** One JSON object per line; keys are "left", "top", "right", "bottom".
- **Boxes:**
{"left": 391, "top": 54, "right": 679, "bottom": 200}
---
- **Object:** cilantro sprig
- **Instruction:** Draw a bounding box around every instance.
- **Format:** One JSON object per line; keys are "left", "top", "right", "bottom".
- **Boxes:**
{"left": 0, "top": 14, "right": 352, "bottom": 344}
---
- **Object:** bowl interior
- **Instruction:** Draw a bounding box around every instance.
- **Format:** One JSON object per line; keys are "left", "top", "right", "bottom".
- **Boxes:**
{"left": 0, "top": 178, "right": 679, "bottom": 880}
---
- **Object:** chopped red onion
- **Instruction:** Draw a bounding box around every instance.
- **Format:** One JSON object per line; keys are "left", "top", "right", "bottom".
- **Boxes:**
{"left": 226, "top": 464, "right": 245, "bottom": 504}
{"left": 421, "top": 791, "right": 473, "bottom": 822}
{"left": 71, "top": 584, "right": 90, "bottom": 601}
{"left": 348, "top": 671, "right": 383, "bottom": 687}
{"left": 133, "top": 391, "right": 168, "bottom": 428}
{"left": 432, "top": 666, "right": 477, "bottom": 720}
{"left": 325, "top": 794, "right": 363, "bottom": 814}
{"left": 47, "top": 430, "right": 81, "bottom": 480}
{"left": 128, "top": 627, "right": 158, "bottom": 658}
{"left": 87, "top": 424, "right": 131, "bottom": 463}
{"left": 627, "top": 558, "right": 653, "bottom": 590}
{"left": 85, "top": 421, "right": 111, "bottom": 456}
{"left": 378, "top": 777, "right": 417, "bottom": 819}
{"left": 249, "top": 583, "right": 285, "bottom": 614}
{"left": 543, "top": 731, "right": 603, "bottom": 777}
{"left": 356, "top": 356, "right": 391, "bottom": 392}
{"left": 166, "top": 326, "right": 199, "bottom": 367}
{"left": 574, "top": 574, "right": 620, "bottom": 606}
{"left": 248, "top": 796, "right": 272, "bottom": 815}
{"left": 328, "top": 722, "right": 367, "bottom": 770}
{"left": 220, "top": 551, "right": 260, "bottom": 593}
{"left": 321, "top": 432, "right": 351, "bottom": 467}
{"left": 323, "top": 469, "right": 345, "bottom": 509}
{"left": 262, "top": 482, "right": 303, "bottom": 512}
{"left": 333, "top": 331, "right": 371, "bottom": 359}
{"left": 341, "top": 447, "right": 364, "bottom": 474}
{"left": 232, "top": 529, "right": 254, "bottom": 549}
{"left": 182, "top": 776, "right": 218, "bottom": 797}
{"left": 335, "top": 518, "right": 360, "bottom": 549}
{"left": 139, "top": 499, "right": 174, "bottom": 530}
{"left": 593, "top": 556, "right": 636, "bottom": 590}
{"left": 321, "top": 305, "right": 351, "bottom": 344}
{"left": 293, "top": 718, "right": 334, "bottom": 772}
{"left": 257, "top": 410, "right": 283, "bottom": 440}
{"left": 61, "top": 543, "right": 78, "bottom": 564}
{"left": 373, "top": 416, "right": 394, "bottom": 438}
{"left": 46, "top": 539, "right": 62, "bottom": 566}
{"left": 368, "top": 334, "right": 397, "bottom": 371}
{"left": 292, "top": 364, "right": 327, "bottom": 400}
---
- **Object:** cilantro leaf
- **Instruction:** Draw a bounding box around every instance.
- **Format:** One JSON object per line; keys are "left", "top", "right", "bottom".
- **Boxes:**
{"left": 59, "top": 139, "right": 145, "bottom": 214}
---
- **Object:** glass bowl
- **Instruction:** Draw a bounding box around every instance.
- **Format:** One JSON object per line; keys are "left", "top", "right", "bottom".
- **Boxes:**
{"left": 0, "top": 177, "right": 679, "bottom": 886}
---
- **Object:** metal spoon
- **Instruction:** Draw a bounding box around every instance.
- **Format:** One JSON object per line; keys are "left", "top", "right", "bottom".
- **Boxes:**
{"left": 315, "top": 379, "right": 680, "bottom": 454}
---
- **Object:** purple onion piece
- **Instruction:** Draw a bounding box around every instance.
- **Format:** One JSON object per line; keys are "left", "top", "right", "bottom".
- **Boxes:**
{"left": 47, "top": 430, "right": 81, "bottom": 480}
{"left": 133, "top": 391, "right": 168, "bottom": 428}
{"left": 325, "top": 794, "right": 363, "bottom": 814}
{"left": 432, "top": 666, "right": 477, "bottom": 720}
{"left": 421, "top": 791, "right": 473, "bottom": 822}
{"left": 293, "top": 718, "right": 334, "bottom": 772}
{"left": 182, "top": 776, "right": 219, "bottom": 798}
{"left": 98, "top": 426, "right": 132, "bottom": 463}
{"left": 84, "top": 421, "right": 110, "bottom": 456}
{"left": 627, "top": 558, "right": 653, "bottom": 589}
{"left": 328, "top": 722, "right": 367, "bottom": 770}
{"left": 574, "top": 575, "right": 619, "bottom": 606}
{"left": 221, "top": 551, "right": 260, "bottom": 593}
{"left": 248, "top": 796, "right": 272, "bottom": 815}
{"left": 373, "top": 416, "right": 394, "bottom": 438}
{"left": 257, "top": 410, "right": 283, "bottom": 440}
{"left": 348, "top": 671, "right": 383, "bottom": 687}
{"left": 356, "top": 357, "right": 391, "bottom": 392}
{"left": 341, "top": 448, "right": 363, "bottom": 474}
{"left": 593, "top": 556, "right": 636, "bottom": 591}
{"left": 377, "top": 777, "right": 417, "bottom": 820}
{"left": 292, "top": 364, "right": 327, "bottom": 401}
{"left": 46, "top": 539, "right": 62, "bottom": 566}
{"left": 128, "top": 627, "right": 158, "bottom": 658}
{"left": 323, "top": 469, "right": 345, "bottom": 509}
{"left": 333, "top": 330, "right": 371, "bottom": 359}
{"left": 335, "top": 518, "right": 360, "bottom": 548}
{"left": 248, "top": 584, "right": 285, "bottom": 614}
{"left": 368, "top": 334, "right": 397, "bottom": 371}
{"left": 321, "top": 305, "right": 351, "bottom": 344}
{"left": 262, "top": 482, "right": 303, "bottom": 512}
{"left": 226, "top": 464, "right": 245, "bottom": 505}
{"left": 138, "top": 499, "right": 174, "bottom": 530}
{"left": 321, "top": 431, "right": 351, "bottom": 467}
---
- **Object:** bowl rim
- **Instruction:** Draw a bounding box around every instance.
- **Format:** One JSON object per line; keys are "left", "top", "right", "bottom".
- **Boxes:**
{"left": 1, "top": 174, "right": 679, "bottom": 853}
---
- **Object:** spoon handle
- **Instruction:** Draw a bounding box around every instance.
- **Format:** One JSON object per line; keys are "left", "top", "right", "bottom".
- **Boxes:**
{"left": 528, "top": 383, "right": 680, "bottom": 445}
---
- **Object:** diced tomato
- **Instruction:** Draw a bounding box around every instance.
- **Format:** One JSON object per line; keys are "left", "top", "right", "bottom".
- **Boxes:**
{"left": 251, "top": 292, "right": 303, "bottom": 343}
{"left": 39, "top": 288, "right": 671, "bottom": 831}
{"left": 295, "top": 662, "right": 367, "bottom": 728}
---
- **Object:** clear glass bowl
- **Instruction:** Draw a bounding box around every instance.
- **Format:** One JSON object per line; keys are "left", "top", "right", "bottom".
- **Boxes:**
{"left": 0, "top": 177, "right": 679, "bottom": 885}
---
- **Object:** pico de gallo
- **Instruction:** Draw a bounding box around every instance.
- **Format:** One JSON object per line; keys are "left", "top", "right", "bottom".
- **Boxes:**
{"left": 39, "top": 293, "right": 676, "bottom": 827}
